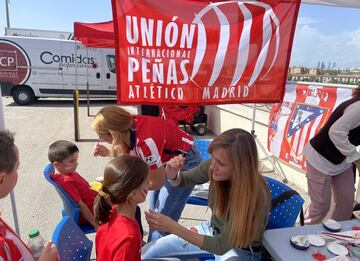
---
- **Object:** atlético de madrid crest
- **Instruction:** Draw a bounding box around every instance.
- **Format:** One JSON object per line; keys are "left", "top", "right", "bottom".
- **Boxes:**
{"left": 286, "top": 103, "right": 328, "bottom": 156}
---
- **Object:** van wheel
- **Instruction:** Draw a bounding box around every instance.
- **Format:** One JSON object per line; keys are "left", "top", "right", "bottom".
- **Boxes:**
{"left": 12, "top": 86, "right": 36, "bottom": 105}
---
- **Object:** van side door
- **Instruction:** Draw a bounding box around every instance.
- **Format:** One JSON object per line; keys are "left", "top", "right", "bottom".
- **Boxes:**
{"left": 102, "top": 49, "right": 116, "bottom": 98}
{"left": 61, "top": 42, "right": 102, "bottom": 96}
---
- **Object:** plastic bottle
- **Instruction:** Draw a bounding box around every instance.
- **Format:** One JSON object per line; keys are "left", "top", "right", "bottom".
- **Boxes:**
{"left": 27, "top": 228, "right": 46, "bottom": 260}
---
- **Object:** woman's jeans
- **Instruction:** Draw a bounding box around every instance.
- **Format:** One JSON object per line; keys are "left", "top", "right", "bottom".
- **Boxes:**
{"left": 148, "top": 145, "right": 202, "bottom": 241}
{"left": 142, "top": 221, "right": 262, "bottom": 261}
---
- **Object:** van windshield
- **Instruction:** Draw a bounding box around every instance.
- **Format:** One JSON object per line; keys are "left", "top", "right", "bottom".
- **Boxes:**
{"left": 106, "top": 55, "right": 116, "bottom": 73}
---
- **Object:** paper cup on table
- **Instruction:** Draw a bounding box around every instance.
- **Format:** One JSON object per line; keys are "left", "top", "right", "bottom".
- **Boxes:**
{"left": 326, "top": 242, "right": 348, "bottom": 256}
{"left": 290, "top": 235, "right": 310, "bottom": 250}
{"left": 307, "top": 234, "right": 326, "bottom": 247}
{"left": 323, "top": 219, "right": 342, "bottom": 232}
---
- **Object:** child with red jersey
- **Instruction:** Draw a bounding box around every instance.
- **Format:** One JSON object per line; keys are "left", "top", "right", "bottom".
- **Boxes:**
{"left": 93, "top": 155, "right": 149, "bottom": 261}
{"left": 91, "top": 105, "right": 202, "bottom": 241}
{"left": 0, "top": 130, "right": 58, "bottom": 261}
{"left": 48, "top": 140, "right": 98, "bottom": 230}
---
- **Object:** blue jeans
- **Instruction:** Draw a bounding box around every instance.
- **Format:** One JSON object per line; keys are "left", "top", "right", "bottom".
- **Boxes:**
{"left": 148, "top": 145, "right": 202, "bottom": 241}
{"left": 142, "top": 221, "right": 262, "bottom": 261}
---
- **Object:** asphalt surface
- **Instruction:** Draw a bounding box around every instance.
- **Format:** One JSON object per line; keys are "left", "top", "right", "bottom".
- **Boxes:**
{"left": 0, "top": 96, "right": 211, "bottom": 247}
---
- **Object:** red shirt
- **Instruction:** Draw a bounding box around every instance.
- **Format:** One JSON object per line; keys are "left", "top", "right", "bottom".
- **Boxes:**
{"left": 0, "top": 217, "right": 34, "bottom": 261}
{"left": 52, "top": 171, "right": 97, "bottom": 223}
{"left": 131, "top": 115, "right": 194, "bottom": 169}
{"left": 96, "top": 211, "right": 141, "bottom": 261}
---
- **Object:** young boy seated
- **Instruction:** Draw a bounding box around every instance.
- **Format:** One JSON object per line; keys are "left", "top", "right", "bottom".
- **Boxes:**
{"left": 48, "top": 140, "right": 98, "bottom": 230}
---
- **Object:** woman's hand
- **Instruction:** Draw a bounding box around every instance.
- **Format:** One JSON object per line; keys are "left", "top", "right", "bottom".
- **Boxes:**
{"left": 145, "top": 209, "right": 178, "bottom": 234}
{"left": 93, "top": 143, "right": 110, "bottom": 157}
{"left": 145, "top": 209, "right": 205, "bottom": 248}
{"left": 38, "top": 241, "right": 59, "bottom": 261}
{"left": 165, "top": 155, "right": 185, "bottom": 180}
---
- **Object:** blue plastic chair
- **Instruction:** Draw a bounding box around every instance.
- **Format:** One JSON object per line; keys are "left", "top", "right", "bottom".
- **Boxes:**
{"left": 187, "top": 139, "right": 212, "bottom": 206}
{"left": 43, "top": 163, "right": 95, "bottom": 234}
{"left": 264, "top": 176, "right": 305, "bottom": 229}
{"left": 52, "top": 216, "right": 93, "bottom": 261}
{"left": 194, "top": 139, "right": 212, "bottom": 161}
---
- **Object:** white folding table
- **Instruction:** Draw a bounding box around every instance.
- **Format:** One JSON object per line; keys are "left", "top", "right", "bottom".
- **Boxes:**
{"left": 263, "top": 219, "right": 360, "bottom": 261}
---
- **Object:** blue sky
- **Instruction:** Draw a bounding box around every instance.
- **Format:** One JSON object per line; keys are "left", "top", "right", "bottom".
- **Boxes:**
{"left": 0, "top": 1, "right": 359, "bottom": 68}
{"left": 291, "top": 4, "right": 360, "bottom": 68}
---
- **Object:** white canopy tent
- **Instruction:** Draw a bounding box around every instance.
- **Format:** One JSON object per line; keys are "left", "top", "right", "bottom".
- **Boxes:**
{"left": 303, "top": 0, "right": 360, "bottom": 8}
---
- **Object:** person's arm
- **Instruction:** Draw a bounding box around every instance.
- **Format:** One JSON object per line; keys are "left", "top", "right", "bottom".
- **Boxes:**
{"left": 145, "top": 209, "right": 204, "bottom": 247}
{"left": 178, "top": 160, "right": 211, "bottom": 188}
{"left": 151, "top": 154, "right": 210, "bottom": 189}
{"left": 164, "top": 156, "right": 210, "bottom": 187}
{"left": 329, "top": 101, "right": 360, "bottom": 164}
{"left": 77, "top": 200, "right": 98, "bottom": 230}
{"left": 145, "top": 210, "right": 232, "bottom": 255}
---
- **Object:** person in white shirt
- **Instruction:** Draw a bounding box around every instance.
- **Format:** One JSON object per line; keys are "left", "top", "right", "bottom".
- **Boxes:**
{"left": 304, "top": 85, "right": 360, "bottom": 224}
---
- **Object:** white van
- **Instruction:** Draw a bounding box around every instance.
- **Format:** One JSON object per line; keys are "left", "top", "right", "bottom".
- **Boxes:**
{"left": 0, "top": 36, "right": 116, "bottom": 105}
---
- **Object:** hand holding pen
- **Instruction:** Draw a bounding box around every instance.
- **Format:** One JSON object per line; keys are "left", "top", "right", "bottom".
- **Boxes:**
{"left": 93, "top": 141, "right": 110, "bottom": 157}
{"left": 165, "top": 154, "right": 185, "bottom": 180}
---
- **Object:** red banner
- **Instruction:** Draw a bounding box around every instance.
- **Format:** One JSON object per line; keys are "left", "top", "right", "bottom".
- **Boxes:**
{"left": 111, "top": 0, "right": 300, "bottom": 105}
{"left": 268, "top": 83, "right": 352, "bottom": 172}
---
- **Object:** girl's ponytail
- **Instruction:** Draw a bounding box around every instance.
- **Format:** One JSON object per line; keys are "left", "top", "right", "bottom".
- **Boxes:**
{"left": 94, "top": 194, "right": 112, "bottom": 225}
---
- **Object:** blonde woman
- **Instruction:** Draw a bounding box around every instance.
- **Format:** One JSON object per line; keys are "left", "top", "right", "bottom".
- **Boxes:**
{"left": 142, "top": 128, "right": 271, "bottom": 260}
{"left": 91, "top": 105, "right": 202, "bottom": 241}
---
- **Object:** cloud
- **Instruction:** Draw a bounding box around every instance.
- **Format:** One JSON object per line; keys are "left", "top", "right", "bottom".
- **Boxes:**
{"left": 296, "top": 16, "right": 319, "bottom": 26}
{"left": 347, "top": 28, "right": 360, "bottom": 48}
{"left": 290, "top": 16, "right": 360, "bottom": 68}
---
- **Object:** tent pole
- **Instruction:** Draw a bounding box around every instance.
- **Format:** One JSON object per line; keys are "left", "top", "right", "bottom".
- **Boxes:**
{"left": 74, "top": 40, "right": 78, "bottom": 92}
{"left": 9, "top": 192, "right": 20, "bottom": 235}
{"left": 5, "top": 0, "right": 10, "bottom": 28}
{"left": 86, "top": 47, "right": 90, "bottom": 117}
{"left": 0, "top": 89, "right": 20, "bottom": 235}
{"left": 73, "top": 40, "right": 82, "bottom": 140}
{"left": 251, "top": 104, "right": 288, "bottom": 183}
